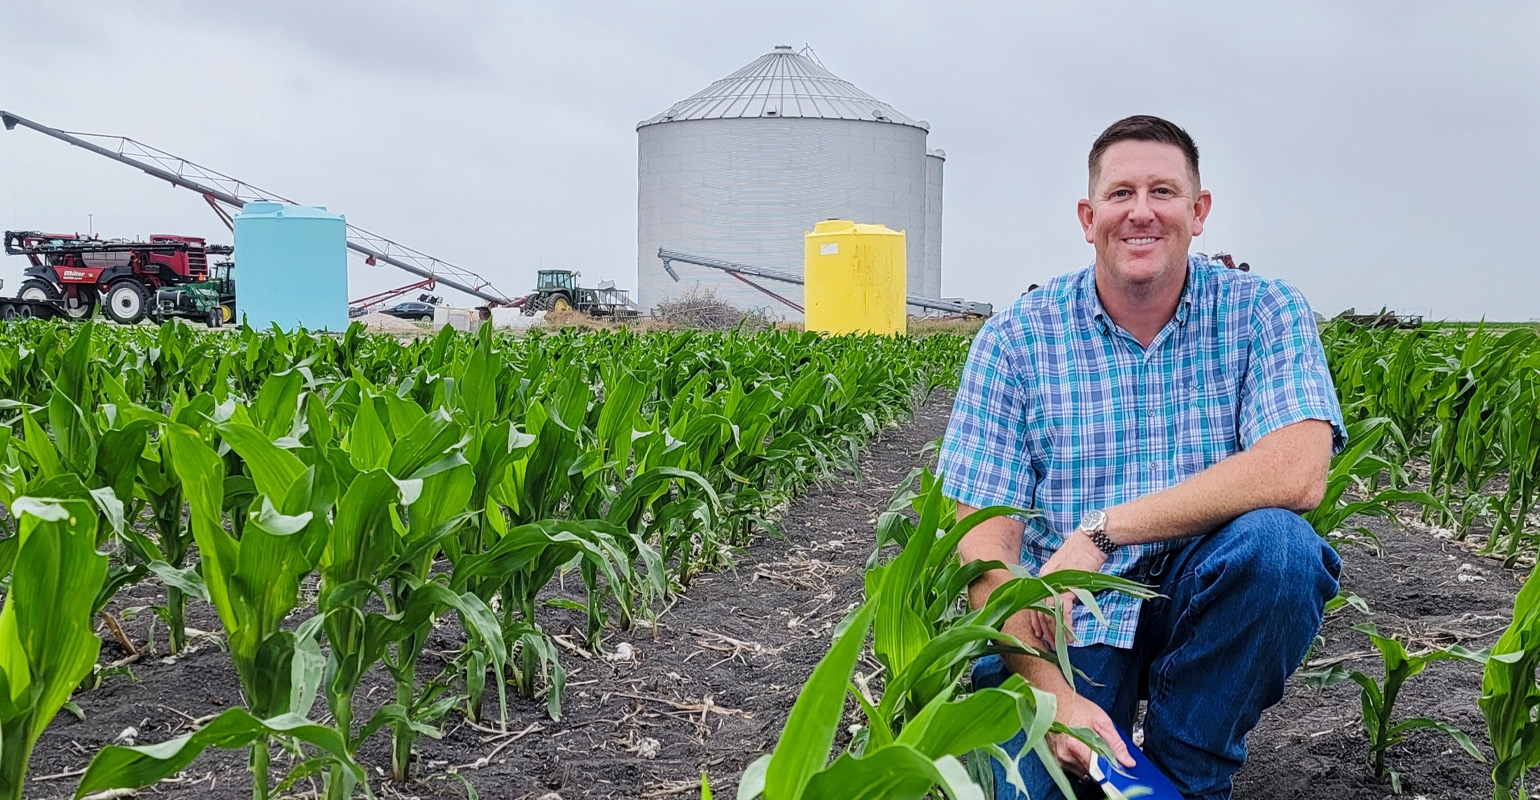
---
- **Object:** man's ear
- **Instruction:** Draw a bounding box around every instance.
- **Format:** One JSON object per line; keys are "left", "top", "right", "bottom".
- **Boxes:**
{"left": 1078, "top": 198, "right": 1095, "bottom": 243}
{"left": 1192, "top": 189, "right": 1213, "bottom": 236}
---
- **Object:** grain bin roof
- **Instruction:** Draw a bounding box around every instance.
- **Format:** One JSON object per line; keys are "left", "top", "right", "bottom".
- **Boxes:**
{"left": 638, "top": 45, "right": 924, "bottom": 130}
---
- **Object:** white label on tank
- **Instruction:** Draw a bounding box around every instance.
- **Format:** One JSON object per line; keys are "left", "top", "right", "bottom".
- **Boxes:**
{"left": 820, "top": 243, "right": 839, "bottom": 256}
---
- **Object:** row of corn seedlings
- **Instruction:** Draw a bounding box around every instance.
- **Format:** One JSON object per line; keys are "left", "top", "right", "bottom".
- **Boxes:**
{"left": 0, "top": 320, "right": 970, "bottom": 800}
{"left": 1323, "top": 322, "right": 1540, "bottom": 561}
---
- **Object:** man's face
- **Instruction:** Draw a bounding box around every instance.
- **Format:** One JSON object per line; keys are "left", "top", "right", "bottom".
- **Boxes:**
{"left": 1078, "top": 140, "right": 1211, "bottom": 291}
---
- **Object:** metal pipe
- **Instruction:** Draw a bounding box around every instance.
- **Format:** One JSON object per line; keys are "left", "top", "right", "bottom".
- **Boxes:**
{"left": 657, "top": 247, "right": 990, "bottom": 316}
{"left": 2, "top": 109, "right": 513, "bottom": 305}
{"left": 2, "top": 111, "right": 248, "bottom": 206}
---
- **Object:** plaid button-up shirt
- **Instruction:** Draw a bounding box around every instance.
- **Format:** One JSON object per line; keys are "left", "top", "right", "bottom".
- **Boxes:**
{"left": 939, "top": 255, "right": 1345, "bottom": 648}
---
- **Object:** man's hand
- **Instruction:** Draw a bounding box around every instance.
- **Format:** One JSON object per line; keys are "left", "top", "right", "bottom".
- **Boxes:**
{"left": 1049, "top": 692, "right": 1136, "bottom": 776}
{"left": 1028, "top": 532, "right": 1108, "bottom": 646}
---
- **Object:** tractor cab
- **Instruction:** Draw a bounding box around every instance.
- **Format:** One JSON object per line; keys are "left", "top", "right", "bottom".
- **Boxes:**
{"left": 536, "top": 270, "right": 578, "bottom": 292}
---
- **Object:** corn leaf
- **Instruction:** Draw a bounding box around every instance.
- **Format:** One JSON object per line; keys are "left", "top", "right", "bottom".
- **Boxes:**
{"left": 73, "top": 709, "right": 366, "bottom": 799}
{"left": 764, "top": 604, "right": 874, "bottom": 800}
{"left": 0, "top": 498, "right": 105, "bottom": 800}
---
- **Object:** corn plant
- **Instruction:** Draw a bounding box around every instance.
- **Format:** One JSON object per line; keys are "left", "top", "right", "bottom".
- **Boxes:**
{"left": 0, "top": 498, "right": 107, "bottom": 800}
{"left": 1492, "top": 362, "right": 1540, "bottom": 564}
{"left": 737, "top": 605, "right": 994, "bottom": 800}
{"left": 862, "top": 472, "right": 1152, "bottom": 793}
{"left": 734, "top": 472, "right": 1152, "bottom": 800}
{"left": 317, "top": 386, "right": 507, "bottom": 784}
{"left": 1308, "top": 622, "right": 1487, "bottom": 792}
{"left": 86, "top": 399, "right": 350, "bottom": 800}
{"left": 736, "top": 603, "right": 1116, "bottom": 800}
{"left": 1303, "top": 417, "right": 1442, "bottom": 551}
{"left": 1480, "top": 559, "right": 1540, "bottom": 800}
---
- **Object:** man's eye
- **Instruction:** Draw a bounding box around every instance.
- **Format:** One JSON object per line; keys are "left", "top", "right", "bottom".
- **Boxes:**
{"left": 1111, "top": 189, "right": 1132, "bottom": 198}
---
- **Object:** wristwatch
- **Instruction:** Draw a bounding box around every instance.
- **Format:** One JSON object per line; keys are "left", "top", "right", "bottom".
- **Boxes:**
{"left": 1078, "top": 509, "right": 1120, "bottom": 555}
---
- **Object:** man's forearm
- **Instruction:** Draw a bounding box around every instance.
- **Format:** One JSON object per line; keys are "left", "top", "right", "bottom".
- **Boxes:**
{"left": 960, "top": 507, "right": 1081, "bottom": 701}
{"left": 1106, "top": 418, "right": 1333, "bottom": 546}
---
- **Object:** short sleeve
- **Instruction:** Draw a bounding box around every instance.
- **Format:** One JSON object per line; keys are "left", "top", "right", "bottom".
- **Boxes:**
{"left": 939, "top": 321, "right": 1036, "bottom": 510}
{"left": 1237, "top": 282, "right": 1346, "bottom": 453}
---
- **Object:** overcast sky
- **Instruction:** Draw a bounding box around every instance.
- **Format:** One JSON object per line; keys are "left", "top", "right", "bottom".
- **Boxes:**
{"left": 2, "top": 1, "right": 1535, "bottom": 320}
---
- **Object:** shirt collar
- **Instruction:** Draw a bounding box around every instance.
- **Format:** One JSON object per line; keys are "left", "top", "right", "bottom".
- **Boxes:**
{"left": 1082, "top": 254, "right": 1202, "bottom": 335}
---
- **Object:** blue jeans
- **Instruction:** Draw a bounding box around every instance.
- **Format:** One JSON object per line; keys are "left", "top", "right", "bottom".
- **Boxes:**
{"left": 971, "top": 509, "right": 1341, "bottom": 800}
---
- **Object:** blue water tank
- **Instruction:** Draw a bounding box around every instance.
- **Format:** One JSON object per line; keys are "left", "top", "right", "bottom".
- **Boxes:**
{"left": 233, "top": 202, "right": 348, "bottom": 331}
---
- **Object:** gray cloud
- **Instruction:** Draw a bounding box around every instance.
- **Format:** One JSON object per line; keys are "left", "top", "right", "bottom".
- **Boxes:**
{"left": 1, "top": 1, "right": 1534, "bottom": 320}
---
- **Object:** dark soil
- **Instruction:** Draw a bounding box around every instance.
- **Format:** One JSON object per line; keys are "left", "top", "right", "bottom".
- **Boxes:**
{"left": 1233, "top": 517, "right": 1526, "bottom": 800}
{"left": 23, "top": 393, "right": 1533, "bottom": 799}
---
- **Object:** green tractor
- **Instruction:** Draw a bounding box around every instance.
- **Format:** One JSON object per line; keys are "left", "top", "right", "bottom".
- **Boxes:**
{"left": 515, "top": 269, "right": 638, "bottom": 318}
{"left": 151, "top": 259, "right": 236, "bottom": 327}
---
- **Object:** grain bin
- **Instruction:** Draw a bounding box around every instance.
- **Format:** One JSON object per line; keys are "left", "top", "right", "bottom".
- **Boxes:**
{"left": 637, "top": 46, "right": 942, "bottom": 320}
{"left": 804, "top": 220, "right": 905, "bottom": 335}
{"left": 923, "top": 149, "right": 945, "bottom": 301}
{"left": 232, "top": 201, "right": 347, "bottom": 331}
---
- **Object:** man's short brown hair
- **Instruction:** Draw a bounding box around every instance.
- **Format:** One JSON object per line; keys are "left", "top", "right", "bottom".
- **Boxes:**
{"left": 1088, "top": 115, "right": 1201, "bottom": 192}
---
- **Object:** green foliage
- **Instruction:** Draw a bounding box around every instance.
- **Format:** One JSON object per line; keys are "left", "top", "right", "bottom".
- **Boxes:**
{"left": 1305, "top": 623, "right": 1487, "bottom": 792}
{"left": 72, "top": 708, "right": 367, "bottom": 799}
{"left": 1302, "top": 417, "right": 1443, "bottom": 550}
{"left": 738, "top": 474, "right": 1152, "bottom": 800}
{"left": 1320, "top": 323, "right": 1540, "bottom": 561}
{"left": 0, "top": 498, "right": 107, "bottom": 800}
{"left": 0, "top": 320, "right": 970, "bottom": 798}
{"left": 1481, "top": 568, "right": 1540, "bottom": 800}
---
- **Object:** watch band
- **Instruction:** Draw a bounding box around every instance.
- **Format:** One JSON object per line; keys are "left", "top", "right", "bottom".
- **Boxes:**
{"left": 1086, "top": 528, "right": 1120, "bottom": 555}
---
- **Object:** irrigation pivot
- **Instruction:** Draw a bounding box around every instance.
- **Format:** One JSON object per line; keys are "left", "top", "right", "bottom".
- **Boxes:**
{"left": 0, "top": 109, "right": 513, "bottom": 307}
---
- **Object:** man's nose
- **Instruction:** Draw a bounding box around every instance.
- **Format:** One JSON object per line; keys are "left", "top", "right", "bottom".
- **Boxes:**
{"left": 1129, "top": 190, "right": 1156, "bottom": 221}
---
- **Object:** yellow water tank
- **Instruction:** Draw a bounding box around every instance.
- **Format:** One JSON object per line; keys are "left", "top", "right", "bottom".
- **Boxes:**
{"left": 803, "top": 220, "right": 906, "bottom": 335}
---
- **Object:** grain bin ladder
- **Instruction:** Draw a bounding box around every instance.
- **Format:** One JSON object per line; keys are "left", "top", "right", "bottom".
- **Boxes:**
{"left": 1, "top": 109, "right": 513, "bottom": 307}
{"left": 657, "top": 248, "right": 992, "bottom": 317}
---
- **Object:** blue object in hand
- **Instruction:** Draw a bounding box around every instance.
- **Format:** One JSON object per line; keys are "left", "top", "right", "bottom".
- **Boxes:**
{"left": 1087, "top": 736, "right": 1184, "bottom": 800}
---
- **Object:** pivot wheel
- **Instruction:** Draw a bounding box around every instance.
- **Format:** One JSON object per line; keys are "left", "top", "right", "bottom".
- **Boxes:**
{"left": 104, "top": 281, "right": 149, "bottom": 325}
{"left": 61, "top": 287, "right": 98, "bottom": 320}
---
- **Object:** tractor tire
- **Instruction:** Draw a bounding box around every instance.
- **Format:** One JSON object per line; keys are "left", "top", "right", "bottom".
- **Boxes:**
{"left": 207, "top": 309, "right": 222, "bottom": 328}
{"left": 104, "top": 281, "right": 150, "bottom": 325}
{"left": 551, "top": 295, "right": 573, "bottom": 312}
{"left": 1, "top": 304, "right": 17, "bottom": 321}
{"left": 18, "top": 278, "right": 59, "bottom": 304}
{"left": 219, "top": 304, "right": 235, "bottom": 325}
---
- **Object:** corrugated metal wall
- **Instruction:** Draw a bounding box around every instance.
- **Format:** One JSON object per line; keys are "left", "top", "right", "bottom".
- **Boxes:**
{"left": 637, "top": 117, "right": 930, "bottom": 319}
{"left": 923, "top": 151, "right": 945, "bottom": 302}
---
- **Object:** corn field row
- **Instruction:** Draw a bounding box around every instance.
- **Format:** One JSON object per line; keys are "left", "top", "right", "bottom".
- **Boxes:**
{"left": 1323, "top": 323, "right": 1540, "bottom": 562}
{"left": 0, "top": 320, "right": 968, "bottom": 800}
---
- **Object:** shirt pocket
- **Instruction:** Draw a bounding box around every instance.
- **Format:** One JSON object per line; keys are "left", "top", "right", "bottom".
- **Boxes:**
{"left": 1178, "top": 366, "right": 1239, "bottom": 473}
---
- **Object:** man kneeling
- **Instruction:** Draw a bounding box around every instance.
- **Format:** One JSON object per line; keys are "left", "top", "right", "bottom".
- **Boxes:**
{"left": 938, "top": 115, "right": 1344, "bottom": 800}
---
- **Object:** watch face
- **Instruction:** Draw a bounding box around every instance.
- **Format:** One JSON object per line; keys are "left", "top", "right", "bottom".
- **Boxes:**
{"left": 1079, "top": 509, "right": 1107, "bottom": 532}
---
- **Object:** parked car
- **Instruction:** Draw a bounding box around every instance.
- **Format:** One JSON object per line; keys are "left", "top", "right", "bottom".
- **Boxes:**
{"left": 381, "top": 301, "right": 435, "bottom": 321}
